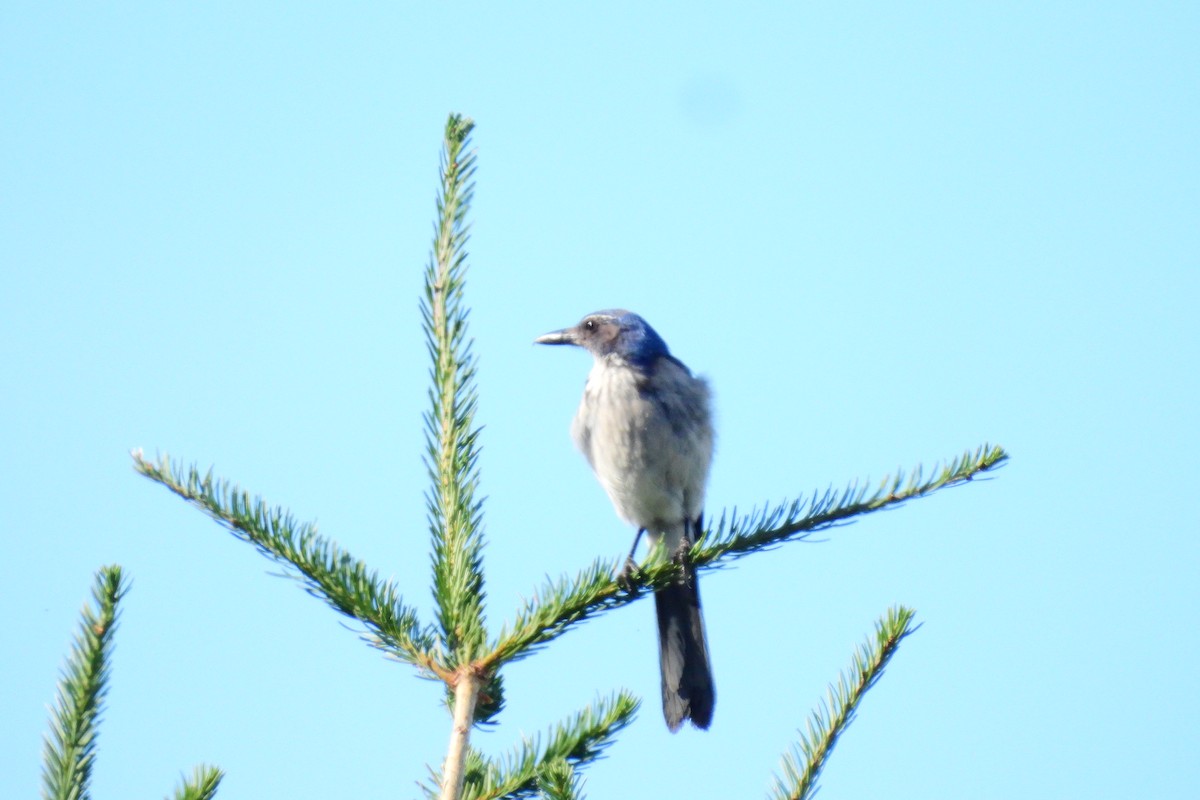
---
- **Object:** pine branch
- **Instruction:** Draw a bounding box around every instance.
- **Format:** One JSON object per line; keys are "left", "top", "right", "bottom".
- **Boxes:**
{"left": 41, "top": 566, "right": 126, "bottom": 800}
{"left": 167, "top": 766, "right": 224, "bottom": 800}
{"left": 486, "top": 554, "right": 682, "bottom": 671}
{"left": 488, "top": 446, "right": 1004, "bottom": 665}
{"left": 535, "top": 761, "right": 585, "bottom": 800}
{"left": 42, "top": 568, "right": 220, "bottom": 799}
{"left": 769, "top": 606, "right": 918, "bottom": 800}
{"left": 703, "top": 444, "right": 1007, "bottom": 564}
{"left": 423, "top": 114, "right": 492, "bottom": 800}
{"left": 424, "top": 113, "right": 488, "bottom": 667}
{"left": 486, "top": 559, "right": 622, "bottom": 669}
{"left": 425, "top": 691, "right": 638, "bottom": 800}
{"left": 132, "top": 452, "right": 438, "bottom": 674}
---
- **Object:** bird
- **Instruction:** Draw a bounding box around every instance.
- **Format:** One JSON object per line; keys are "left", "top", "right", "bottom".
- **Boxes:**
{"left": 536, "top": 309, "right": 715, "bottom": 731}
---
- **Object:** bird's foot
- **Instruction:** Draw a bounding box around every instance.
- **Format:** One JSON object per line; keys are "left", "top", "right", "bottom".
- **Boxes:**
{"left": 616, "top": 556, "right": 642, "bottom": 593}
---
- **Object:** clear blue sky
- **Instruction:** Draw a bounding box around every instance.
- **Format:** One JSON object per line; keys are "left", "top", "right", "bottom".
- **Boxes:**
{"left": 3, "top": 3, "right": 1197, "bottom": 798}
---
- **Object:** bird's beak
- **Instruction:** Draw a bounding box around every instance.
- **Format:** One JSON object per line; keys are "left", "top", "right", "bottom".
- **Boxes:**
{"left": 534, "top": 327, "right": 577, "bottom": 346}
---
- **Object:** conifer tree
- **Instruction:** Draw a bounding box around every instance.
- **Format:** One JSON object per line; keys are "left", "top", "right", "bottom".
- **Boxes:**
{"left": 41, "top": 113, "right": 1007, "bottom": 800}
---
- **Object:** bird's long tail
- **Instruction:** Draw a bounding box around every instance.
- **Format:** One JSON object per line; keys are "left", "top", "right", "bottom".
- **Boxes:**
{"left": 655, "top": 556, "right": 714, "bottom": 731}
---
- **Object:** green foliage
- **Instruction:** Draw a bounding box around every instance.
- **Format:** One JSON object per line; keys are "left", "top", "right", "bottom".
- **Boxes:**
{"left": 424, "top": 114, "right": 490, "bottom": 671}
{"left": 769, "top": 607, "right": 918, "bottom": 800}
{"left": 423, "top": 691, "right": 638, "bottom": 800}
{"left": 131, "top": 454, "right": 436, "bottom": 670}
{"left": 41, "top": 567, "right": 226, "bottom": 800}
{"left": 168, "top": 766, "right": 225, "bottom": 800}
{"left": 488, "top": 558, "right": 624, "bottom": 669}
{"left": 125, "top": 112, "right": 1009, "bottom": 798}
{"left": 704, "top": 444, "right": 1008, "bottom": 564}
{"left": 535, "top": 761, "right": 584, "bottom": 800}
{"left": 42, "top": 566, "right": 125, "bottom": 800}
{"left": 488, "top": 446, "right": 1005, "bottom": 669}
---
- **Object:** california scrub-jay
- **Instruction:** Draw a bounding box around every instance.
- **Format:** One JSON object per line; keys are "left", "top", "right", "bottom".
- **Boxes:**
{"left": 536, "top": 310, "right": 715, "bottom": 731}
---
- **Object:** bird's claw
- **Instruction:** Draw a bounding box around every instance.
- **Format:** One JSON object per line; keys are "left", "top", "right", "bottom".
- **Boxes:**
{"left": 616, "top": 556, "right": 642, "bottom": 592}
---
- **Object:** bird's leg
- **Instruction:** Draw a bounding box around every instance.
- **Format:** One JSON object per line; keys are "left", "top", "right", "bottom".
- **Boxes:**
{"left": 617, "top": 528, "right": 646, "bottom": 591}
{"left": 672, "top": 515, "right": 704, "bottom": 588}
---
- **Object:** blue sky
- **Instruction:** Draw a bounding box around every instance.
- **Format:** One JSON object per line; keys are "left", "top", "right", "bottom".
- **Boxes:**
{"left": 3, "top": 3, "right": 1197, "bottom": 798}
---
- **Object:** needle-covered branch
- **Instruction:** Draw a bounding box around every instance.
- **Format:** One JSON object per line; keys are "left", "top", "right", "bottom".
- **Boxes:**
{"left": 169, "top": 766, "right": 225, "bottom": 800}
{"left": 425, "top": 114, "right": 489, "bottom": 668}
{"left": 41, "top": 567, "right": 226, "bottom": 800}
{"left": 132, "top": 452, "right": 438, "bottom": 674}
{"left": 424, "top": 691, "right": 638, "bottom": 800}
{"left": 702, "top": 444, "right": 1007, "bottom": 564}
{"left": 488, "top": 446, "right": 1003, "bottom": 667}
{"left": 41, "top": 566, "right": 125, "bottom": 800}
{"left": 535, "top": 761, "right": 585, "bottom": 800}
{"left": 770, "top": 606, "right": 918, "bottom": 800}
{"left": 423, "top": 114, "right": 495, "bottom": 798}
{"left": 487, "top": 556, "right": 685, "bottom": 671}
{"left": 487, "top": 559, "right": 625, "bottom": 668}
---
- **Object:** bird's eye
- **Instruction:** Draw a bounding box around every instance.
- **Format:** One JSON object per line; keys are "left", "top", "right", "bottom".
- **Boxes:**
{"left": 584, "top": 320, "right": 595, "bottom": 331}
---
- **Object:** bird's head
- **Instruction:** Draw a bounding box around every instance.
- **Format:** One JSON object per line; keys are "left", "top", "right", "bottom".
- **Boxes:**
{"left": 535, "top": 310, "right": 670, "bottom": 366}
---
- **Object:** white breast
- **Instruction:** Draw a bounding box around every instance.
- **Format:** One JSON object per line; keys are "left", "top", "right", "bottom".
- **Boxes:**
{"left": 571, "top": 357, "right": 713, "bottom": 547}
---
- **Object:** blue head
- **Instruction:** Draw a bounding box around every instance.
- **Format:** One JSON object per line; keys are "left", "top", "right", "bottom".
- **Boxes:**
{"left": 535, "top": 309, "right": 670, "bottom": 367}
